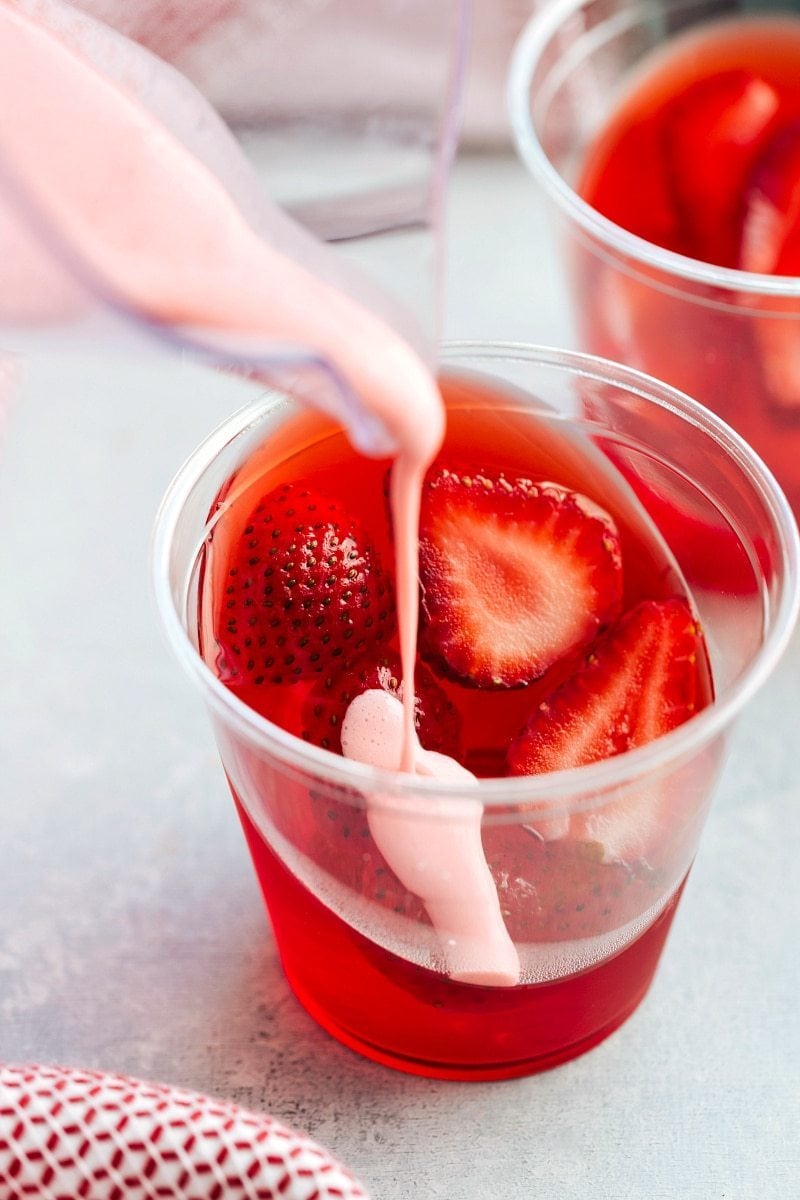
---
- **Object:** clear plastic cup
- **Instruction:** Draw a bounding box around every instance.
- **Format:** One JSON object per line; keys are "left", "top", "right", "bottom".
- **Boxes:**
{"left": 152, "top": 343, "right": 799, "bottom": 1080}
{"left": 509, "top": 0, "right": 800, "bottom": 516}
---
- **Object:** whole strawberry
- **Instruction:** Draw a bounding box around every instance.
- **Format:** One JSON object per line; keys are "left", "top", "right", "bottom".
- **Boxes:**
{"left": 212, "top": 482, "right": 395, "bottom": 687}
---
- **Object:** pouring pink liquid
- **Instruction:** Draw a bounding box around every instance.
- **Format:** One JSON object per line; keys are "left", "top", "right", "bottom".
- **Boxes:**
{"left": 0, "top": 0, "right": 519, "bottom": 983}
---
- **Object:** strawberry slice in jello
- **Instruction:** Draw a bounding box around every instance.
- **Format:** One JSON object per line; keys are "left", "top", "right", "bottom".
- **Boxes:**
{"left": 664, "top": 70, "right": 780, "bottom": 267}
{"left": 739, "top": 120, "right": 800, "bottom": 417}
{"left": 739, "top": 120, "right": 800, "bottom": 274}
{"left": 418, "top": 469, "right": 623, "bottom": 687}
{"left": 507, "top": 598, "right": 712, "bottom": 861}
{"left": 481, "top": 825, "right": 671, "bottom": 945}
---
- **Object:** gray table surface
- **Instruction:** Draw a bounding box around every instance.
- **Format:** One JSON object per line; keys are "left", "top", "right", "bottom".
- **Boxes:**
{"left": 1, "top": 153, "right": 799, "bottom": 1200}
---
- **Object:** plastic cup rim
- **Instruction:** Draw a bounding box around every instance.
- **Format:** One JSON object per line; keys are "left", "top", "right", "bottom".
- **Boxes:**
{"left": 507, "top": 0, "right": 800, "bottom": 299}
{"left": 150, "top": 340, "right": 800, "bottom": 809}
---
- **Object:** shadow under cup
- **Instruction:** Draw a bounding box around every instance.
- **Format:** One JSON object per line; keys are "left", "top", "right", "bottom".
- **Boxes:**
{"left": 510, "top": 0, "right": 800, "bottom": 516}
{"left": 152, "top": 345, "right": 798, "bottom": 1081}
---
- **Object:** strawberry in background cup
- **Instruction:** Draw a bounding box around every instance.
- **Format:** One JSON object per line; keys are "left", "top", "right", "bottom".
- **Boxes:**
{"left": 153, "top": 344, "right": 799, "bottom": 1080}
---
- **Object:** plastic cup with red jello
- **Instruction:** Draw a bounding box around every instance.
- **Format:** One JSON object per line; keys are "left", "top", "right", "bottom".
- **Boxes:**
{"left": 511, "top": 0, "right": 800, "bottom": 518}
{"left": 153, "top": 344, "right": 798, "bottom": 1080}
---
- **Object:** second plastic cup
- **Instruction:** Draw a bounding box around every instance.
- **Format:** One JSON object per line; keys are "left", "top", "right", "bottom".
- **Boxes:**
{"left": 510, "top": 0, "right": 800, "bottom": 516}
{"left": 152, "top": 343, "right": 798, "bottom": 1080}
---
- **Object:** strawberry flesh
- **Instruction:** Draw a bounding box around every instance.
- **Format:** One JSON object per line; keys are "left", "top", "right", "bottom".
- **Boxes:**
{"left": 418, "top": 469, "right": 623, "bottom": 688}
{"left": 507, "top": 597, "right": 704, "bottom": 776}
{"left": 213, "top": 482, "right": 394, "bottom": 688}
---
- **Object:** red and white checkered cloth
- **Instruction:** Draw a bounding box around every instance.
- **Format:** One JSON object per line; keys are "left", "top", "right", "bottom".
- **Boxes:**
{"left": 0, "top": 1064, "right": 370, "bottom": 1199}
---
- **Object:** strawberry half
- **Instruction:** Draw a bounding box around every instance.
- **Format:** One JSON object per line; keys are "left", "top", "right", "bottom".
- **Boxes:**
{"left": 212, "top": 482, "right": 394, "bottom": 687}
{"left": 507, "top": 598, "right": 712, "bottom": 862}
{"left": 418, "top": 469, "right": 623, "bottom": 688}
{"left": 663, "top": 70, "right": 780, "bottom": 267}
{"left": 737, "top": 121, "right": 800, "bottom": 418}
{"left": 507, "top": 597, "right": 706, "bottom": 776}
{"left": 739, "top": 118, "right": 800, "bottom": 274}
{"left": 299, "top": 652, "right": 462, "bottom": 759}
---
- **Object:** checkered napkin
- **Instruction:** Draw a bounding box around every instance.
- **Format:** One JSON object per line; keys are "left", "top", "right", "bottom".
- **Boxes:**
{"left": 0, "top": 1064, "right": 370, "bottom": 1199}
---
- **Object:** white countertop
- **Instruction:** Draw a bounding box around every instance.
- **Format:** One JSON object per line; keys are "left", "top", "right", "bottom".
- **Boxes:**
{"left": 1, "top": 152, "right": 799, "bottom": 1199}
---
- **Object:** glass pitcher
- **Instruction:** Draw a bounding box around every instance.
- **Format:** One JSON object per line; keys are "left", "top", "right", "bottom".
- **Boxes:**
{"left": 0, "top": 0, "right": 469, "bottom": 442}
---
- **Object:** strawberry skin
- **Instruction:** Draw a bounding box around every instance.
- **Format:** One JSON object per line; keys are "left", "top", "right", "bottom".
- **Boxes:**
{"left": 482, "top": 824, "right": 666, "bottom": 942}
{"left": 507, "top": 598, "right": 705, "bottom": 776}
{"left": 213, "top": 482, "right": 394, "bottom": 687}
{"left": 418, "top": 469, "right": 623, "bottom": 688}
{"left": 300, "top": 652, "right": 462, "bottom": 758}
{"left": 739, "top": 118, "right": 800, "bottom": 274}
{"left": 664, "top": 70, "right": 780, "bottom": 267}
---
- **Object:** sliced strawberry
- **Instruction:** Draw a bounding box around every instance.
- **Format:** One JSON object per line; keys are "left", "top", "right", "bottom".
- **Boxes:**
{"left": 481, "top": 824, "right": 667, "bottom": 942}
{"left": 739, "top": 119, "right": 800, "bottom": 273}
{"left": 507, "top": 598, "right": 712, "bottom": 862}
{"left": 579, "top": 110, "right": 689, "bottom": 254}
{"left": 507, "top": 597, "right": 706, "bottom": 776}
{"left": 211, "top": 481, "right": 394, "bottom": 687}
{"left": 418, "top": 469, "right": 623, "bottom": 688}
{"left": 299, "top": 651, "right": 462, "bottom": 759}
{"left": 664, "top": 70, "right": 780, "bottom": 266}
{"left": 736, "top": 120, "right": 800, "bottom": 417}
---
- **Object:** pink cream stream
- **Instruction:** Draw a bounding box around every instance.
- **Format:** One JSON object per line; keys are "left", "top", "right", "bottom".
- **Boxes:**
{"left": 0, "top": 0, "right": 520, "bottom": 984}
